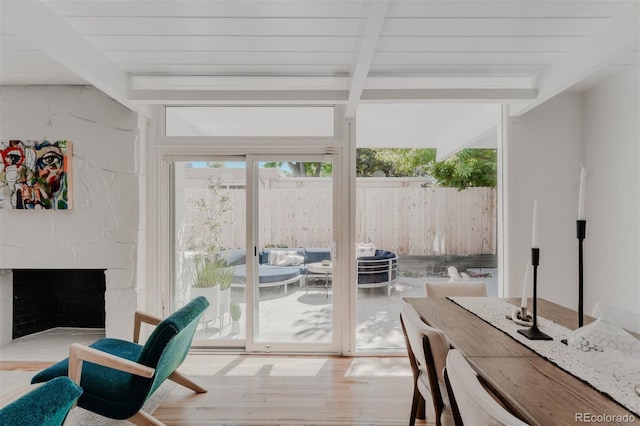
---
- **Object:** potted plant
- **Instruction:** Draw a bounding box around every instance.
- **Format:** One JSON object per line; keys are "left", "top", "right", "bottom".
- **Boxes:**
{"left": 185, "top": 177, "right": 232, "bottom": 326}
{"left": 230, "top": 302, "right": 242, "bottom": 334}
{"left": 190, "top": 257, "right": 221, "bottom": 324}
{"left": 218, "top": 266, "right": 234, "bottom": 325}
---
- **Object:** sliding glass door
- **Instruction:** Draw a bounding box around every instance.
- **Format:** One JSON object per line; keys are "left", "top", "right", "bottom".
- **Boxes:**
{"left": 171, "top": 155, "right": 337, "bottom": 352}
{"left": 172, "top": 159, "right": 248, "bottom": 347}
{"left": 247, "top": 156, "right": 335, "bottom": 353}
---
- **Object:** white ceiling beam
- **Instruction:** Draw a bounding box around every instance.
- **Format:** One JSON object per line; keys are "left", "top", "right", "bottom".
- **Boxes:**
{"left": 129, "top": 74, "right": 536, "bottom": 93}
{"left": 0, "top": 0, "right": 146, "bottom": 115}
{"left": 127, "top": 87, "right": 536, "bottom": 105}
{"left": 129, "top": 75, "right": 350, "bottom": 92}
{"left": 365, "top": 76, "right": 536, "bottom": 90}
{"left": 361, "top": 88, "right": 537, "bottom": 102}
{"left": 345, "top": 0, "right": 389, "bottom": 118}
{"left": 513, "top": 2, "right": 639, "bottom": 117}
{"left": 128, "top": 89, "right": 350, "bottom": 105}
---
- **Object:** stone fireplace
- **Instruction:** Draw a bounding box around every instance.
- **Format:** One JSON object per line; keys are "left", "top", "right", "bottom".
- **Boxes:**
{"left": 0, "top": 266, "right": 137, "bottom": 346}
{"left": 0, "top": 85, "right": 143, "bottom": 345}
{"left": 11, "top": 269, "right": 106, "bottom": 339}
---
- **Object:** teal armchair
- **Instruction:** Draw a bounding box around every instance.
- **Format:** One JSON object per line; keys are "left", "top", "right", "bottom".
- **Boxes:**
{"left": 0, "top": 376, "right": 82, "bottom": 426}
{"left": 31, "top": 296, "right": 209, "bottom": 426}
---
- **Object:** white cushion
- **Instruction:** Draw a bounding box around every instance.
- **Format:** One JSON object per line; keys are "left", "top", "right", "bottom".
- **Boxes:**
{"left": 269, "top": 250, "right": 299, "bottom": 266}
{"left": 355, "top": 243, "right": 376, "bottom": 258}
{"left": 277, "top": 254, "right": 304, "bottom": 266}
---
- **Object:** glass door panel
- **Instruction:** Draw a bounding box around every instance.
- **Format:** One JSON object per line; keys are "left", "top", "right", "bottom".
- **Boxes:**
{"left": 353, "top": 148, "right": 499, "bottom": 352}
{"left": 249, "top": 158, "right": 335, "bottom": 351}
{"left": 172, "top": 156, "right": 337, "bottom": 352}
{"left": 172, "top": 160, "right": 247, "bottom": 347}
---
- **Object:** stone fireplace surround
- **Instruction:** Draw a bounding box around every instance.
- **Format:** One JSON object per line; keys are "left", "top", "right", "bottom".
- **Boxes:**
{"left": 0, "top": 86, "right": 143, "bottom": 345}
{"left": 10, "top": 269, "right": 106, "bottom": 339}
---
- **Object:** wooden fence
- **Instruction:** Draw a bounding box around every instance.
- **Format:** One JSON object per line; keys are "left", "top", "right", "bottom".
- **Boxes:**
{"left": 356, "top": 186, "right": 496, "bottom": 256}
{"left": 179, "top": 179, "right": 496, "bottom": 256}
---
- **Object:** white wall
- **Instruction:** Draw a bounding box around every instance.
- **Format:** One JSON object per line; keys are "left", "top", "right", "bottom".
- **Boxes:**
{"left": 583, "top": 67, "right": 640, "bottom": 315}
{"left": 508, "top": 67, "right": 640, "bottom": 318}
{"left": 508, "top": 94, "right": 584, "bottom": 309}
{"left": 0, "top": 85, "right": 141, "bottom": 340}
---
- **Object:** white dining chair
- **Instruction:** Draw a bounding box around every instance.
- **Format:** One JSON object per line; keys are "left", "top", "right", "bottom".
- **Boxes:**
{"left": 592, "top": 302, "right": 640, "bottom": 334}
{"left": 400, "top": 303, "right": 454, "bottom": 426}
{"left": 444, "top": 349, "right": 528, "bottom": 426}
{"left": 425, "top": 281, "right": 487, "bottom": 298}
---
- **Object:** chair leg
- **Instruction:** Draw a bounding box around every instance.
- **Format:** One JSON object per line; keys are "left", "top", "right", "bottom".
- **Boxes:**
{"left": 409, "top": 386, "right": 424, "bottom": 426}
{"left": 128, "top": 409, "right": 165, "bottom": 426}
{"left": 169, "top": 371, "right": 207, "bottom": 393}
{"left": 417, "top": 392, "right": 426, "bottom": 420}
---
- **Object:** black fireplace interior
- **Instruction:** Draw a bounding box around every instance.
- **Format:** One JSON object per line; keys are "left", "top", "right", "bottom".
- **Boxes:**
{"left": 13, "top": 269, "right": 106, "bottom": 339}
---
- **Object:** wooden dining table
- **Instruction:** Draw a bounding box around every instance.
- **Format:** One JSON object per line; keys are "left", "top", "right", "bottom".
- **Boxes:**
{"left": 403, "top": 297, "right": 638, "bottom": 425}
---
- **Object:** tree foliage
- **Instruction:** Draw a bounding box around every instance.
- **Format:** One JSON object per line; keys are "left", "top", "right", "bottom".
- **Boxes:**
{"left": 366, "top": 148, "right": 435, "bottom": 177}
{"left": 263, "top": 161, "right": 332, "bottom": 177}
{"left": 356, "top": 148, "right": 496, "bottom": 190}
{"left": 430, "top": 149, "right": 497, "bottom": 190}
{"left": 356, "top": 148, "right": 395, "bottom": 177}
{"left": 261, "top": 148, "right": 497, "bottom": 190}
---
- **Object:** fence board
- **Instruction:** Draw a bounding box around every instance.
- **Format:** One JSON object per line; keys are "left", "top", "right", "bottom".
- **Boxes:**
{"left": 180, "top": 182, "right": 496, "bottom": 256}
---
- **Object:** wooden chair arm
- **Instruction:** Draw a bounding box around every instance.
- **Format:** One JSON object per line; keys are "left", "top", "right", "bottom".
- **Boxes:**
{"left": 68, "top": 343, "right": 155, "bottom": 385}
{"left": 133, "top": 311, "right": 163, "bottom": 343}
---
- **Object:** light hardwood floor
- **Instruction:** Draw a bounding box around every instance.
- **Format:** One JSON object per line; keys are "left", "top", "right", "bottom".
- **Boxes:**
{"left": 156, "top": 354, "right": 427, "bottom": 425}
{"left": 1, "top": 355, "right": 433, "bottom": 426}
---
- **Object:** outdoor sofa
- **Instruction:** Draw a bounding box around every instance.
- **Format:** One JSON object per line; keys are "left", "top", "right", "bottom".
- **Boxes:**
{"left": 221, "top": 248, "right": 398, "bottom": 294}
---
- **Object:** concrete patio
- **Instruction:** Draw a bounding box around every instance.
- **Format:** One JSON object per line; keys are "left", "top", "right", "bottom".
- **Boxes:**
{"left": 193, "top": 257, "right": 498, "bottom": 352}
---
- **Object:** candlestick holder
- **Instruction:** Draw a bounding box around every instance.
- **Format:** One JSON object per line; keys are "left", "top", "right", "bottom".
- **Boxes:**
{"left": 577, "top": 220, "right": 586, "bottom": 327}
{"left": 518, "top": 248, "right": 553, "bottom": 340}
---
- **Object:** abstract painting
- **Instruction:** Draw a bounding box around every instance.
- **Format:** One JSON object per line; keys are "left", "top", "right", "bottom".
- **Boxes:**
{"left": 0, "top": 140, "right": 72, "bottom": 209}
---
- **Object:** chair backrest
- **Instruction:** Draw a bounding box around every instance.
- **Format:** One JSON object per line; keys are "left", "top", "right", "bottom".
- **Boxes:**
{"left": 592, "top": 302, "right": 640, "bottom": 334}
{"left": 400, "top": 303, "right": 450, "bottom": 398}
{"left": 445, "top": 349, "right": 528, "bottom": 426}
{"left": 425, "top": 281, "right": 487, "bottom": 298}
{"left": 0, "top": 377, "right": 82, "bottom": 426}
{"left": 133, "top": 296, "right": 209, "bottom": 402}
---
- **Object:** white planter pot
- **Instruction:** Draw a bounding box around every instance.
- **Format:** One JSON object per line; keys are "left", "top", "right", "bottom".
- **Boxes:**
{"left": 220, "top": 287, "right": 231, "bottom": 323}
{"left": 190, "top": 286, "right": 220, "bottom": 323}
{"left": 231, "top": 320, "right": 240, "bottom": 334}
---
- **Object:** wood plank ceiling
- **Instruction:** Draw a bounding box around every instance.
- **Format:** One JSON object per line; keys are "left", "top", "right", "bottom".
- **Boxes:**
{"left": 0, "top": 0, "right": 638, "bottom": 118}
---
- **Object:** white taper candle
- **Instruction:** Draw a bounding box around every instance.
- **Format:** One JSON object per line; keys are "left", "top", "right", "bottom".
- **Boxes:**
{"left": 532, "top": 199, "right": 539, "bottom": 248}
{"left": 520, "top": 263, "right": 530, "bottom": 309}
{"left": 578, "top": 167, "right": 586, "bottom": 220}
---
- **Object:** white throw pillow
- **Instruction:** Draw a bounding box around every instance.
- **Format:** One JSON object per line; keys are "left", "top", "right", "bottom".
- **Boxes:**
{"left": 278, "top": 254, "right": 304, "bottom": 266}
{"left": 290, "top": 254, "right": 304, "bottom": 265}
{"left": 270, "top": 251, "right": 302, "bottom": 266}
{"left": 268, "top": 251, "right": 284, "bottom": 265}
{"left": 277, "top": 256, "right": 291, "bottom": 266}
{"left": 355, "top": 243, "right": 376, "bottom": 258}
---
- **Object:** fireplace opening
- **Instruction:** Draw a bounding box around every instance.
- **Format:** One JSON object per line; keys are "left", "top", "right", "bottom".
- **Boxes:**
{"left": 12, "top": 269, "right": 106, "bottom": 339}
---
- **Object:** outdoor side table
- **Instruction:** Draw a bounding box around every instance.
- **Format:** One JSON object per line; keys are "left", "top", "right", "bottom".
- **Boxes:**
{"left": 306, "top": 262, "right": 332, "bottom": 298}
